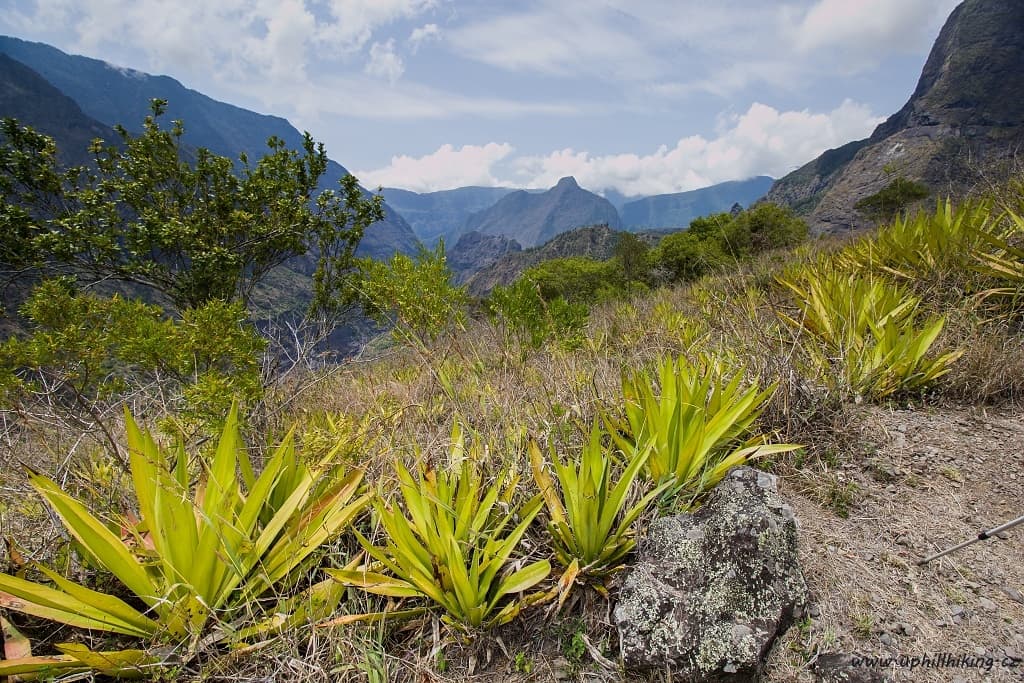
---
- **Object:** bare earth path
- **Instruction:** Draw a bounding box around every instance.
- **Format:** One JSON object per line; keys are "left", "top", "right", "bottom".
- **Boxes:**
{"left": 768, "top": 405, "right": 1024, "bottom": 682}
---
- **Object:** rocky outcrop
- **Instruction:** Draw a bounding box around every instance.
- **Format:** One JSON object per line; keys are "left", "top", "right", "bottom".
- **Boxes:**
{"left": 615, "top": 467, "right": 807, "bottom": 679}
{"left": 766, "top": 0, "right": 1024, "bottom": 233}
{"left": 463, "top": 176, "right": 621, "bottom": 247}
{"left": 446, "top": 231, "right": 521, "bottom": 283}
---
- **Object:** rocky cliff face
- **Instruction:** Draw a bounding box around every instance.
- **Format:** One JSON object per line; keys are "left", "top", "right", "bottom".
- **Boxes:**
{"left": 463, "top": 176, "right": 622, "bottom": 247}
{"left": 446, "top": 231, "right": 522, "bottom": 283}
{"left": 766, "top": 0, "right": 1024, "bottom": 233}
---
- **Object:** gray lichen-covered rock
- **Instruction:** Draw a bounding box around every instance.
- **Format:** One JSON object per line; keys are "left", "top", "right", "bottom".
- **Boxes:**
{"left": 614, "top": 467, "right": 808, "bottom": 680}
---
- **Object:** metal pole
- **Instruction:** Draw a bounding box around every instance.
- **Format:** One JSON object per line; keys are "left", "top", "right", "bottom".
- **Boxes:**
{"left": 917, "top": 514, "right": 1024, "bottom": 565}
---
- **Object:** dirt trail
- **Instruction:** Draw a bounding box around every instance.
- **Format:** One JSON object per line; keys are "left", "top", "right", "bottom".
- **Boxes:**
{"left": 769, "top": 405, "right": 1024, "bottom": 682}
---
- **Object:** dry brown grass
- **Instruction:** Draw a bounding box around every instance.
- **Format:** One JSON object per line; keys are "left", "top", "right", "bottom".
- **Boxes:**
{"left": 2, "top": 211, "right": 1024, "bottom": 681}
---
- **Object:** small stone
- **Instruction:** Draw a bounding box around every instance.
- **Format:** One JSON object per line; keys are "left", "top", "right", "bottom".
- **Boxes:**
{"left": 809, "top": 604, "right": 821, "bottom": 618}
{"left": 996, "top": 531, "right": 1010, "bottom": 540}
{"left": 950, "top": 605, "right": 964, "bottom": 616}
{"left": 879, "top": 633, "right": 893, "bottom": 647}
{"left": 899, "top": 622, "right": 914, "bottom": 635}
{"left": 895, "top": 535, "right": 911, "bottom": 547}
{"left": 979, "top": 597, "right": 998, "bottom": 612}
{"left": 549, "top": 657, "right": 572, "bottom": 680}
{"left": 1001, "top": 586, "right": 1024, "bottom": 604}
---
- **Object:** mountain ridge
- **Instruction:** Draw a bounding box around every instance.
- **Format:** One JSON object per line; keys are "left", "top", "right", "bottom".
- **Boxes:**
{"left": 0, "top": 35, "right": 420, "bottom": 259}
{"left": 0, "top": 53, "right": 112, "bottom": 168}
{"left": 766, "top": 0, "right": 1024, "bottom": 232}
{"left": 380, "top": 186, "right": 519, "bottom": 246}
{"left": 620, "top": 176, "right": 774, "bottom": 229}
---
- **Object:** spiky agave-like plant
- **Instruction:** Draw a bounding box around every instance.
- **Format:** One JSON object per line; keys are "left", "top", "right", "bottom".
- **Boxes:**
{"left": 0, "top": 404, "right": 370, "bottom": 678}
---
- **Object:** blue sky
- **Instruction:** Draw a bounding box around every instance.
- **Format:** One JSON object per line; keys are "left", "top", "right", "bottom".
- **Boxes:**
{"left": 1, "top": 0, "right": 959, "bottom": 195}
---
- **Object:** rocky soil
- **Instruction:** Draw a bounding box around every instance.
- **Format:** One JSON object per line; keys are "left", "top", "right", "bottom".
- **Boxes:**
{"left": 767, "top": 404, "right": 1024, "bottom": 682}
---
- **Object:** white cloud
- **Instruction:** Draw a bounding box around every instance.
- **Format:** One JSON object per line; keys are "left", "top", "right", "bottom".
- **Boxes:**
{"left": 357, "top": 100, "right": 883, "bottom": 195}
{"left": 408, "top": 23, "right": 440, "bottom": 52}
{"left": 1, "top": 0, "right": 438, "bottom": 89}
{"left": 445, "top": 1, "right": 662, "bottom": 81}
{"left": 511, "top": 100, "right": 884, "bottom": 195}
{"left": 240, "top": 73, "right": 580, "bottom": 125}
{"left": 355, "top": 142, "right": 515, "bottom": 192}
{"left": 315, "top": 0, "right": 438, "bottom": 54}
{"left": 444, "top": 0, "right": 957, "bottom": 97}
{"left": 364, "top": 39, "right": 404, "bottom": 83}
{"left": 794, "top": 0, "right": 960, "bottom": 56}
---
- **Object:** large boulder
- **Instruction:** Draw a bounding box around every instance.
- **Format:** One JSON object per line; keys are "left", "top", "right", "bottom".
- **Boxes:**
{"left": 615, "top": 467, "right": 808, "bottom": 680}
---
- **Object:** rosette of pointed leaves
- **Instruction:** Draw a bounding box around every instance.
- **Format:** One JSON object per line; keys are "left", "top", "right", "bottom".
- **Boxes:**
{"left": 609, "top": 355, "right": 798, "bottom": 494}
{"left": 529, "top": 423, "right": 667, "bottom": 579}
{"left": 0, "top": 404, "right": 370, "bottom": 677}
{"left": 777, "top": 269, "right": 962, "bottom": 398}
{"left": 329, "top": 425, "right": 550, "bottom": 631}
{"left": 974, "top": 208, "right": 1024, "bottom": 314}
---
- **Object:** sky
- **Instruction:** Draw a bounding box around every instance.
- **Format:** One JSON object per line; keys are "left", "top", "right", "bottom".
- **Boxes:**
{"left": 0, "top": 0, "right": 961, "bottom": 197}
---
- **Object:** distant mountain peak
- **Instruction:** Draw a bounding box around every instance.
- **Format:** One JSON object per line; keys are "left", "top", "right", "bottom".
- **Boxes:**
{"left": 462, "top": 177, "right": 621, "bottom": 247}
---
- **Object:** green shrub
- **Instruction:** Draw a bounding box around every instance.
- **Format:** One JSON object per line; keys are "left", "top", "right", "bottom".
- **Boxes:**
{"left": 686, "top": 212, "right": 734, "bottom": 241}
{"left": 614, "top": 232, "right": 652, "bottom": 284}
{"left": 357, "top": 243, "right": 468, "bottom": 344}
{"left": 522, "top": 256, "right": 624, "bottom": 304}
{"left": 722, "top": 202, "right": 808, "bottom": 257}
{"left": 0, "top": 103, "right": 380, "bottom": 315}
{"left": 487, "top": 278, "right": 588, "bottom": 352}
{"left": 650, "top": 204, "right": 806, "bottom": 284}
{"left": 0, "top": 279, "right": 264, "bottom": 429}
{"left": 651, "top": 230, "right": 727, "bottom": 282}
{"left": 855, "top": 176, "right": 930, "bottom": 221}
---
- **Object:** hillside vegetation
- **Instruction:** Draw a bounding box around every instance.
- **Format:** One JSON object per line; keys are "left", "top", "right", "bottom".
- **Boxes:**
{"left": 1, "top": 108, "right": 1023, "bottom": 681}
